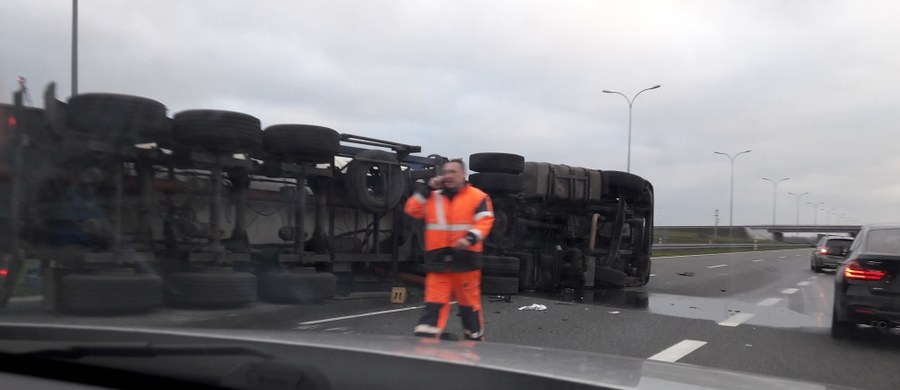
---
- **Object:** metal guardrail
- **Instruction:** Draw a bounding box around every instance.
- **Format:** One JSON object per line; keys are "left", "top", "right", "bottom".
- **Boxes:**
{"left": 652, "top": 243, "right": 809, "bottom": 250}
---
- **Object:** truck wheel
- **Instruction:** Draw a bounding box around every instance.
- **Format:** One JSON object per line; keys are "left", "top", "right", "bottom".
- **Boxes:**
{"left": 602, "top": 170, "right": 646, "bottom": 195}
{"left": 68, "top": 93, "right": 167, "bottom": 144}
{"left": 469, "top": 153, "right": 525, "bottom": 174}
{"left": 482, "top": 256, "right": 520, "bottom": 276}
{"left": 469, "top": 173, "right": 524, "bottom": 194}
{"left": 173, "top": 110, "right": 263, "bottom": 154}
{"left": 344, "top": 150, "right": 406, "bottom": 214}
{"left": 165, "top": 271, "right": 258, "bottom": 307}
{"left": 595, "top": 266, "right": 628, "bottom": 289}
{"left": 58, "top": 273, "right": 163, "bottom": 313}
{"left": 482, "top": 276, "right": 519, "bottom": 295}
{"left": 263, "top": 124, "right": 340, "bottom": 163}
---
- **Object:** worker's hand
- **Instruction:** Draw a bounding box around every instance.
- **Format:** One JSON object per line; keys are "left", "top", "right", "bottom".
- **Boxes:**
{"left": 428, "top": 176, "right": 445, "bottom": 189}
{"left": 453, "top": 237, "right": 471, "bottom": 250}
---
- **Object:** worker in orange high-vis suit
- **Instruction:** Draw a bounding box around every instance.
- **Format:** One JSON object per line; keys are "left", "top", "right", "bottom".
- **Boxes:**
{"left": 404, "top": 158, "right": 494, "bottom": 341}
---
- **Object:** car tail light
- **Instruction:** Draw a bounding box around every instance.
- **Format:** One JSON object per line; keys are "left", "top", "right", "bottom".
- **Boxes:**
{"left": 820, "top": 248, "right": 828, "bottom": 255}
{"left": 844, "top": 261, "right": 886, "bottom": 281}
{"left": 0, "top": 268, "right": 7, "bottom": 279}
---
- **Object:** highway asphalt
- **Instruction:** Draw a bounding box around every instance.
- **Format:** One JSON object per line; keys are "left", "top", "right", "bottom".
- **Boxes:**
{"left": 4, "top": 248, "right": 899, "bottom": 389}
{"left": 192, "top": 249, "right": 899, "bottom": 390}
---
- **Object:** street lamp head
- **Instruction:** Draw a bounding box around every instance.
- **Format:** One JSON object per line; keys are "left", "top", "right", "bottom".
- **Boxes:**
{"left": 650, "top": 85, "right": 661, "bottom": 89}
{"left": 602, "top": 90, "right": 614, "bottom": 93}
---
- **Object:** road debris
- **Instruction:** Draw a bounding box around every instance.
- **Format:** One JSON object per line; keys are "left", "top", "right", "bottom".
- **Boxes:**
{"left": 518, "top": 304, "right": 548, "bottom": 311}
{"left": 555, "top": 301, "right": 576, "bottom": 306}
{"left": 608, "top": 311, "right": 620, "bottom": 314}
{"left": 676, "top": 272, "right": 695, "bottom": 277}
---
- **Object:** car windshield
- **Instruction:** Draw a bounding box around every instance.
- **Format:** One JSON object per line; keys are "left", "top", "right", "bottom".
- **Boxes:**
{"left": 2, "top": 1, "right": 900, "bottom": 390}
{"left": 864, "top": 229, "right": 900, "bottom": 255}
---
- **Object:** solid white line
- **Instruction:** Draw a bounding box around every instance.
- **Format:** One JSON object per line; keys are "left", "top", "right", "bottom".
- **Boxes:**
{"left": 648, "top": 340, "right": 708, "bottom": 362}
{"left": 752, "top": 259, "right": 765, "bottom": 262}
{"left": 797, "top": 281, "right": 811, "bottom": 286}
{"left": 707, "top": 264, "right": 728, "bottom": 269}
{"left": 781, "top": 288, "right": 799, "bottom": 294}
{"left": 718, "top": 313, "right": 755, "bottom": 327}
{"left": 758, "top": 298, "right": 781, "bottom": 306}
{"left": 298, "top": 305, "right": 426, "bottom": 325}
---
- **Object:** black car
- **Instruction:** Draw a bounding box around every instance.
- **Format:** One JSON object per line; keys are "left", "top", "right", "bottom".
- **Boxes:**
{"left": 832, "top": 224, "right": 900, "bottom": 338}
{"left": 810, "top": 235, "right": 854, "bottom": 272}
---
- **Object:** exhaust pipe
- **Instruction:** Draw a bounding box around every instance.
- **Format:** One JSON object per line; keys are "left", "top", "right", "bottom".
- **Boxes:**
{"left": 870, "top": 320, "right": 888, "bottom": 328}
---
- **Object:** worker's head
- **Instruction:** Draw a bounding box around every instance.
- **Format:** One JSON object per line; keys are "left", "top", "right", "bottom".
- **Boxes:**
{"left": 441, "top": 159, "right": 466, "bottom": 190}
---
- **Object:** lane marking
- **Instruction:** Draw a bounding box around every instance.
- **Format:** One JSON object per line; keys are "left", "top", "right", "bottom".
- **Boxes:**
{"left": 795, "top": 254, "right": 802, "bottom": 257}
{"left": 781, "top": 288, "right": 799, "bottom": 294}
{"left": 797, "top": 281, "right": 811, "bottom": 286}
{"left": 649, "top": 274, "right": 656, "bottom": 277}
{"left": 752, "top": 259, "right": 765, "bottom": 262}
{"left": 758, "top": 298, "right": 781, "bottom": 306}
{"left": 779, "top": 256, "right": 787, "bottom": 259}
{"left": 648, "top": 340, "right": 708, "bottom": 362}
{"left": 295, "top": 325, "right": 321, "bottom": 330}
{"left": 707, "top": 264, "right": 728, "bottom": 269}
{"left": 809, "top": 276, "right": 818, "bottom": 280}
{"left": 298, "top": 305, "right": 427, "bottom": 325}
{"left": 718, "top": 313, "right": 755, "bottom": 327}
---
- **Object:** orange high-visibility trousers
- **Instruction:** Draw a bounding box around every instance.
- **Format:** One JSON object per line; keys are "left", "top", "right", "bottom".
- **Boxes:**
{"left": 413, "top": 270, "right": 484, "bottom": 340}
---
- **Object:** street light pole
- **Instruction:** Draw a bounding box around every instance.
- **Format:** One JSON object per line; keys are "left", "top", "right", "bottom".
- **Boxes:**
{"left": 714, "top": 150, "right": 752, "bottom": 226}
{"left": 787, "top": 192, "right": 808, "bottom": 225}
{"left": 762, "top": 177, "right": 790, "bottom": 225}
{"left": 72, "top": 0, "right": 78, "bottom": 96}
{"left": 602, "top": 85, "right": 661, "bottom": 173}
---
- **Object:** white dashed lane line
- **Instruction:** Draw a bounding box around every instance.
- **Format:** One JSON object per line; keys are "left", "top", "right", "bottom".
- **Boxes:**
{"left": 752, "top": 259, "right": 765, "bottom": 262}
{"left": 718, "top": 313, "right": 755, "bottom": 327}
{"left": 707, "top": 264, "right": 728, "bottom": 269}
{"left": 797, "top": 281, "right": 811, "bottom": 286}
{"left": 648, "top": 340, "right": 708, "bottom": 362}
{"left": 758, "top": 298, "right": 781, "bottom": 306}
{"left": 297, "top": 305, "right": 428, "bottom": 326}
{"left": 779, "top": 256, "right": 787, "bottom": 259}
{"left": 781, "top": 288, "right": 799, "bottom": 294}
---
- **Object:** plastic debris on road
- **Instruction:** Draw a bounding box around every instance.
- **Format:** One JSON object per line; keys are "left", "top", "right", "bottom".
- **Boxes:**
{"left": 676, "top": 272, "right": 695, "bottom": 277}
{"left": 518, "top": 304, "right": 547, "bottom": 311}
{"left": 608, "top": 311, "right": 620, "bottom": 314}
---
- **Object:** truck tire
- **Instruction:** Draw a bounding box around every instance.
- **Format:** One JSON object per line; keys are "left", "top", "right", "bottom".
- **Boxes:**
{"left": 469, "top": 173, "right": 524, "bottom": 194}
{"left": 259, "top": 271, "right": 336, "bottom": 303}
{"left": 67, "top": 93, "right": 167, "bottom": 144}
{"left": 263, "top": 124, "right": 340, "bottom": 163}
{"left": 58, "top": 273, "right": 163, "bottom": 313}
{"left": 602, "top": 170, "right": 646, "bottom": 195}
{"left": 469, "top": 153, "right": 525, "bottom": 174}
{"left": 165, "top": 271, "right": 257, "bottom": 307}
{"left": 173, "top": 110, "right": 262, "bottom": 154}
{"left": 482, "top": 276, "right": 519, "bottom": 295}
{"left": 344, "top": 150, "right": 406, "bottom": 214}
{"left": 139, "top": 116, "right": 174, "bottom": 145}
{"left": 482, "top": 256, "right": 520, "bottom": 276}
{"left": 595, "top": 266, "right": 628, "bottom": 289}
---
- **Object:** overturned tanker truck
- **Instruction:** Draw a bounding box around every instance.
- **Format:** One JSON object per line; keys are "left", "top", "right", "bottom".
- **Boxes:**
{"left": 0, "top": 82, "right": 653, "bottom": 313}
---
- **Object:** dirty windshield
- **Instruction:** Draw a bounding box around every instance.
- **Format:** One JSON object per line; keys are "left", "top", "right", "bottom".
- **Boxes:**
{"left": 1, "top": 1, "right": 899, "bottom": 390}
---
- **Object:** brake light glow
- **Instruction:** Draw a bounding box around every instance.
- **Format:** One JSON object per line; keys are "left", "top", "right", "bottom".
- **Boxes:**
{"left": 0, "top": 268, "right": 7, "bottom": 277}
{"left": 845, "top": 261, "right": 886, "bottom": 281}
{"left": 820, "top": 248, "right": 828, "bottom": 255}
{"left": 7, "top": 116, "right": 15, "bottom": 127}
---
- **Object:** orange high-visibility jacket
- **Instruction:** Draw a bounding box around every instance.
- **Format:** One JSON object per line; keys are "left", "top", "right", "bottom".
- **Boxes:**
{"left": 404, "top": 183, "right": 495, "bottom": 272}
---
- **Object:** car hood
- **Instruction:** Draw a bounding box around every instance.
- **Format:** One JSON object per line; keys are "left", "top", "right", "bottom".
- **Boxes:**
{"left": 0, "top": 322, "right": 855, "bottom": 390}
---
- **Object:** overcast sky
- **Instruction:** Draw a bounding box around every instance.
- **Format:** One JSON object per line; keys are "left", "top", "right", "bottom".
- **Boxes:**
{"left": 2, "top": 1, "right": 899, "bottom": 226}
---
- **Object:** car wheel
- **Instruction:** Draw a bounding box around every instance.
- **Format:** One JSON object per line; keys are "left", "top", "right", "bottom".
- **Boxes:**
{"left": 469, "top": 153, "right": 525, "bottom": 174}
{"left": 831, "top": 305, "right": 855, "bottom": 339}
